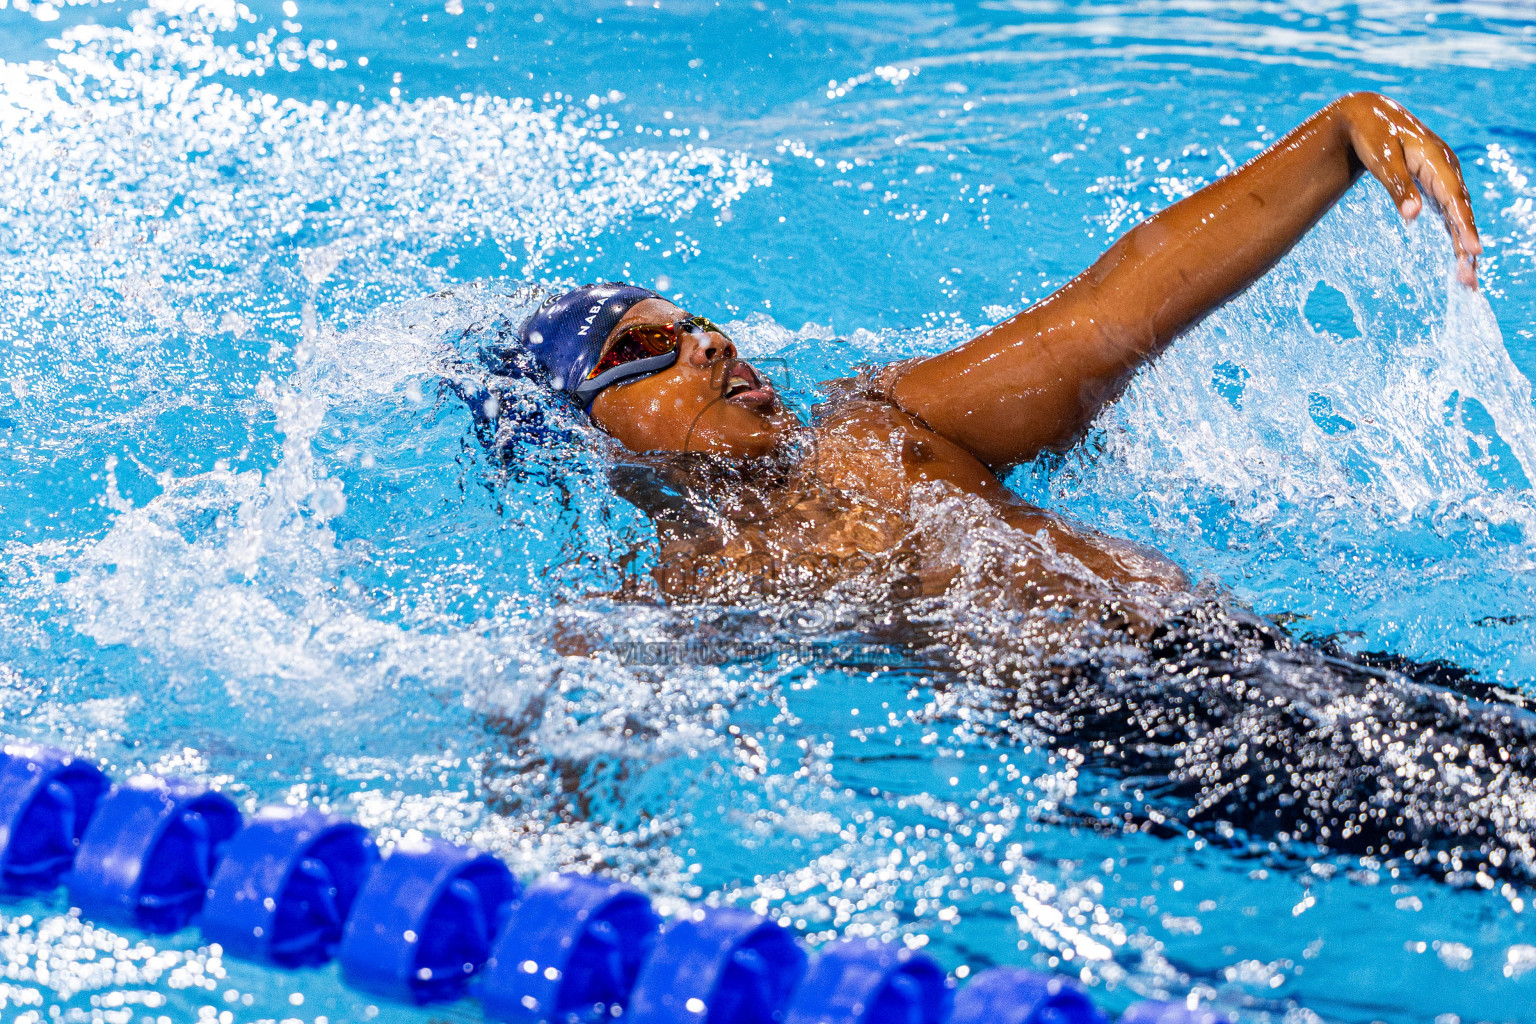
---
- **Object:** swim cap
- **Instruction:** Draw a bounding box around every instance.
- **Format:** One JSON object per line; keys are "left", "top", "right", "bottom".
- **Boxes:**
{"left": 517, "top": 282, "right": 662, "bottom": 409}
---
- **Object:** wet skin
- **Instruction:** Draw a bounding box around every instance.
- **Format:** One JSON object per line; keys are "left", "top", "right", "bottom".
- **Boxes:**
{"left": 572, "top": 95, "right": 1536, "bottom": 886}
{"left": 586, "top": 93, "right": 1482, "bottom": 606}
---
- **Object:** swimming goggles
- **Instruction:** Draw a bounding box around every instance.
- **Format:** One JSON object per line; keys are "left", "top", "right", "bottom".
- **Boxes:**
{"left": 574, "top": 315, "right": 729, "bottom": 407}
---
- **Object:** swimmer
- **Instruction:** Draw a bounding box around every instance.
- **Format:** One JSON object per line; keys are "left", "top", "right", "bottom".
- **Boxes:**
{"left": 490, "top": 92, "right": 1481, "bottom": 615}
{"left": 478, "top": 94, "right": 1536, "bottom": 882}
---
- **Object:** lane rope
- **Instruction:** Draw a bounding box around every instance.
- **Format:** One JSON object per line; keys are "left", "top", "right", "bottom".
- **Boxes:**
{"left": 0, "top": 742, "right": 1230, "bottom": 1024}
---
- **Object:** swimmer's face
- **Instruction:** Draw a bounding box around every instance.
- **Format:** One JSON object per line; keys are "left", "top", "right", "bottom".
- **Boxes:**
{"left": 588, "top": 298, "right": 800, "bottom": 457}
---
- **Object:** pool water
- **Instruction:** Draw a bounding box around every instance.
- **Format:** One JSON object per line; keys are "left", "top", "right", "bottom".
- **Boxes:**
{"left": 2, "top": 1, "right": 1535, "bottom": 1022}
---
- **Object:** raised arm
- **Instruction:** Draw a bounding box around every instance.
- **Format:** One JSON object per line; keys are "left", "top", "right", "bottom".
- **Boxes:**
{"left": 888, "top": 92, "right": 1482, "bottom": 469}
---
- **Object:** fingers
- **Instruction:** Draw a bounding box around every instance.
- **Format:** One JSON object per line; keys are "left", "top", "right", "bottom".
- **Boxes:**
{"left": 1345, "top": 97, "right": 1484, "bottom": 287}
{"left": 1354, "top": 115, "right": 1422, "bottom": 221}
{"left": 1458, "top": 257, "right": 1479, "bottom": 289}
{"left": 1401, "top": 132, "right": 1483, "bottom": 287}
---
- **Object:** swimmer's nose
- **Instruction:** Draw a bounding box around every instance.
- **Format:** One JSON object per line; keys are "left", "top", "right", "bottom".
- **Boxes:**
{"left": 687, "top": 331, "right": 737, "bottom": 367}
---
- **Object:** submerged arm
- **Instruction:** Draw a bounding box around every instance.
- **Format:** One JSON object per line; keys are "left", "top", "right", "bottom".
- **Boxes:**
{"left": 889, "top": 92, "right": 1482, "bottom": 469}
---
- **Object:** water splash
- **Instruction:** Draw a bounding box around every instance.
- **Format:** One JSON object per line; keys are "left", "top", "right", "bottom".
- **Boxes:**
{"left": 1, "top": 3, "right": 1535, "bottom": 1023}
{"left": 1030, "top": 187, "right": 1536, "bottom": 679}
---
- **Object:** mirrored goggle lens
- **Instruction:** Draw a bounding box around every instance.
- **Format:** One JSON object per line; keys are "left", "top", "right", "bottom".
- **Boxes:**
{"left": 683, "top": 316, "right": 726, "bottom": 337}
{"left": 589, "top": 324, "right": 678, "bottom": 379}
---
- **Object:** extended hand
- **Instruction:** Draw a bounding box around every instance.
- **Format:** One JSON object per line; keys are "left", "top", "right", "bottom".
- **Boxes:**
{"left": 1334, "top": 92, "right": 1482, "bottom": 287}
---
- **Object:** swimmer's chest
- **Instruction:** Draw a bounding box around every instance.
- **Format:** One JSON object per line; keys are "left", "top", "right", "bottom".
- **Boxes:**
{"left": 644, "top": 401, "right": 1007, "bottom": 600}
{"left": 806, "top": 398, "right": 1010, "bottom": 508}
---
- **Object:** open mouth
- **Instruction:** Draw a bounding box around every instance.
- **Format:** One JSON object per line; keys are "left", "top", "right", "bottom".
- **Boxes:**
{"left": 721, "top": 361, "right": 776, "bottom": 409}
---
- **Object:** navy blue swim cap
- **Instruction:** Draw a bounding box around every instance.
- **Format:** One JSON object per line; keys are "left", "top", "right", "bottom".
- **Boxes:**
{"left": 518, "top": 282, "right": 664, "bottom": 409}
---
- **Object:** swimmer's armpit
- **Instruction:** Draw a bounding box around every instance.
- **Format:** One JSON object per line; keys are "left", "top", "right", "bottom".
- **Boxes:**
{"left": 889, "top": 92, "right": 1483, "bottom": 470}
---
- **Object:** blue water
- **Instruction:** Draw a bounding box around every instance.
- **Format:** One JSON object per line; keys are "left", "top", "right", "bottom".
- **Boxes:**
{"left": 2, "top": 1, "right": 1536, "bottom": 1021}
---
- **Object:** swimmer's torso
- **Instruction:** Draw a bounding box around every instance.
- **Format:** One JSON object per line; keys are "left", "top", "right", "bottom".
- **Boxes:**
{"left": 613, "top": 395, "right": 1185, "bottom": 606}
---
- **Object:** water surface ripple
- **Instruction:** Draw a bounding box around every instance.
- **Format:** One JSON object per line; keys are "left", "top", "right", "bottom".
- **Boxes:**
{"left": 0, "top": 2, "right": 1534, "bottom": 1022}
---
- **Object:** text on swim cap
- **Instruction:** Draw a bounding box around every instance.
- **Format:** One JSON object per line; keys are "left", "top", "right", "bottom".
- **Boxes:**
{"left": 577, "top": 303, "right": 602, "bottom": 336}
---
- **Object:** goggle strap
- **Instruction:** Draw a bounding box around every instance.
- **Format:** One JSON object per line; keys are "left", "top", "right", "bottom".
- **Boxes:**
{"left": 574, "top": 351, "right": 680, "bottom": 407}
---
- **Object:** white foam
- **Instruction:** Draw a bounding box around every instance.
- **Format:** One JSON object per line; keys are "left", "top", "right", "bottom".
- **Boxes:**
{"left": 1034, "top": 184, "right": 1536, "bottom": 672}
{"left": 1067, "top": 189, "right": 1533, "bottom": 522}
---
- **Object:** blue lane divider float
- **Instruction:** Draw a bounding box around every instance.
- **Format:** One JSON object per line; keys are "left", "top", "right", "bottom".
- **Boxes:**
{"left": 202, "top": 806, "right": 375, "bottom": 967}
{"left": 339, "top": 834, "right": 519, "bottom": 1004}
{"left": 68, "top": 774, "right": 242, "bottom": 933}
{"left": 480, "top": 873, "right": 660, "bottom": 1023}
{"left": 0, "top": 745, "right": 108, "bottom": 896}
{"left": 626, "top": 905, "right": 807, "bottom": 1023}
{"left": 0, "top": 741, "right": 1237, "bottom": 1024}
{"left": 785, "top": 937, "right": 950, "bottom": 1024}
{"left": 952, "top": 968, "right": 1106, "bottom": 1024}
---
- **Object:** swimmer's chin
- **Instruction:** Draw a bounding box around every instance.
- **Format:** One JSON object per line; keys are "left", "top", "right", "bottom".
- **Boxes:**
{"left": 589, "top": 374, "right": 801, "bottom": 458}
{"left": 688, "top": 411, "right": 800, "bottom": 459}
